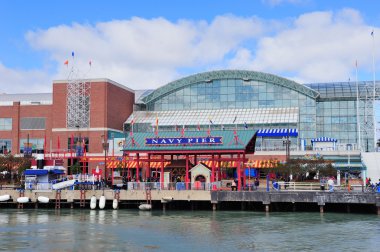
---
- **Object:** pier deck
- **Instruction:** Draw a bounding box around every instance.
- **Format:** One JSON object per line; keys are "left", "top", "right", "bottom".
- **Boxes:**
{"left": 1, "top": 189, "right": 379, "bottom": 214}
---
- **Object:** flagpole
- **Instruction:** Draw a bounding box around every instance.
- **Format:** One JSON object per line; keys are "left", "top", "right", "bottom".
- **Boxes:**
{"left": 371, "top": 30, "right": 377, "bottom": 150}
{"left": 356, "top": 60, "right": 361, "bottom": 150}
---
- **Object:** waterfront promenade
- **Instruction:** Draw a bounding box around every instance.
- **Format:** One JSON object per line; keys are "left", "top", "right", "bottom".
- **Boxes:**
{"left": 1, "top": 182, "right": 379, "bottom": 214}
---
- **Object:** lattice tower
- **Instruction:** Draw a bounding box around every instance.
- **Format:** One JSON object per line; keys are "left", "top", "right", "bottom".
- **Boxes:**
{"left": 66, "top": 68, "right": 91, "bottom": 128}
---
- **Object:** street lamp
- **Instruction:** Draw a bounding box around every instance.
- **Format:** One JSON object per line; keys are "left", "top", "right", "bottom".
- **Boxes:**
{"left": 282, "top": 134, "right": 291, "bottom": 163}
{"left": 101, "top": 135, "right": 109, "bottom": 181}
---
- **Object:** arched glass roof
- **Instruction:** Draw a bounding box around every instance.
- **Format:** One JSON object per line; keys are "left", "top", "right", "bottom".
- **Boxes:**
{"left": 142, "top": 70, "right": 319, "bottom": 104}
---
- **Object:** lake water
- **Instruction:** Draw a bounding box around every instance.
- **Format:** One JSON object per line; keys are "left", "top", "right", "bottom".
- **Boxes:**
{"left": 0, "top": 209, "right": 379, "bottom": 251}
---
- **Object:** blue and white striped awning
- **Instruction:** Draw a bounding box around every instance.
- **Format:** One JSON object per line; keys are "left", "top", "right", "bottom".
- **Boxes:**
{"left": 257, "top": 128, "right": 298, "bottom": 137}
{"left": 311, "top": 137, "right": 337, "bottom": 143}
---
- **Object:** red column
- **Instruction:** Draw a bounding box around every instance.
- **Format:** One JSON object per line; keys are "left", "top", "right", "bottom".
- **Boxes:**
{"left": 136, "top": 153, "right": 140, "bottom": 182}
{"left": 160, "top": 154, "right": 164, "bottom": 188}
{"left": 211, "top": 154, "right": 215, "bottom": 183}
{"left": 218, "top": 154, "right": 222, "bottom": 181}
{"left": 242, "top": 153, "right": 246, "bottom": 189}
{"left": 237, "top": 154, "right": 241, "bottom": 191}
{"left": 146, "top": 154, "right": 151, "bottom": 181}
{"left": 186, "top": 154, "right": 189, "bottom": 189}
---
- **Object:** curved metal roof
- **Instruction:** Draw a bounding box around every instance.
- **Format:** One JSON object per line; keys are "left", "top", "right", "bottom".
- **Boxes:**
{"left": 142, "top": 70, "right": 319, "bottom": 104}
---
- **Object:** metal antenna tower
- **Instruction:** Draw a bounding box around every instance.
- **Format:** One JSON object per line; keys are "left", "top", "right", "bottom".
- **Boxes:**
{"left": 66, "top": 67, "right": 91, "bottom": 129}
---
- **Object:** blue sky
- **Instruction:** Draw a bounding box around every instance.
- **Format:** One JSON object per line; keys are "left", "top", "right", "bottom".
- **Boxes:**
{"left": 1, "top": 0, "right": 380, "bottom": 93}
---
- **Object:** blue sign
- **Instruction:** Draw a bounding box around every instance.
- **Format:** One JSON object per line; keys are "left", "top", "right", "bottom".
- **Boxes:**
{"left": 145, "top": 136, "right": 223, "bottom": 145}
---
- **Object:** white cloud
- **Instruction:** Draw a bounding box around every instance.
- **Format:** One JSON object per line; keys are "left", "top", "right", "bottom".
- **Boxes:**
{"left": 0, "top": 9, "right": 379, "bottom": 93}
{"left": 0, "top": 62, "right": 51, "bottom": 93}
{"left": 24, "top": 15, "right": 264, "bottom": 90}
{"left": 229, "top": 8, "right": 378, "bottom": 83}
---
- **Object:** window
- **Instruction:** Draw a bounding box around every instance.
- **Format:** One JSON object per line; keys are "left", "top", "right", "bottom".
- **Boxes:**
{"left": 0, "top": 139, "right": 11, "bottom": 154}
{"left": 20, "top": 117, "right": 46, "bottom": 130}
{"left": 19, "top": 138, "right": 44, "bottom": 154}
{"left": 0, "top": 118, "right": 12, "bottom": 130}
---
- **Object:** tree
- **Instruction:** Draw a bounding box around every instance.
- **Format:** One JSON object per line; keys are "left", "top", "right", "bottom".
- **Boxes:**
{"left": 0, "top": 154, "right": 32, "bottom": 184}
{"left": 270, "top": 156, "right": 334, "bottom": 181}
{"left": 70, "top": 162, "right": 81, "bottom": 175}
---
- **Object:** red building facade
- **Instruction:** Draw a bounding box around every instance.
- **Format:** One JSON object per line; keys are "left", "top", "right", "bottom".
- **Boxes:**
{"left": 0, "top": 79, "right": 135, "bottom": 173}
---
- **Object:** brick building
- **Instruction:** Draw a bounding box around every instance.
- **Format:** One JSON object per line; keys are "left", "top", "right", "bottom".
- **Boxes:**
{"left": 0, "top": 78, "right": 134, "bottom": 173}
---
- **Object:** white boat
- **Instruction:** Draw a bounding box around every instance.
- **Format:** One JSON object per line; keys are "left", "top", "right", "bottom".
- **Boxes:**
{"left": 99, "top": 195, "right": 106, "bottom": 209}
{"left": 0, "top": 194, "right": 11, "bottom": 202}
{"left": 162, "top": 196, "right": 173, "bottom": 202}
{"left": 17, "top": 197, "right": 29, "bottom": 203}
{"left": 139, "top": 203, "right": 152, "bottom": 211}
{"left": 90, "top": 196, "right": 97, "bottom": 210}
{"left": 37, "top": 196, "right": 49, "bottom": 203}
{"left": 112, "top": 199, "right": 118, "bottom": 209}
{"left": 52, "top": 179, "right": 75, "bottom": 190}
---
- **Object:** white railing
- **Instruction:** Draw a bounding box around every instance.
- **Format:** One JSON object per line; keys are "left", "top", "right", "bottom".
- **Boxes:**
{"left": 276, "top": 182, "right": 325, "bottom": 191}
{"left": 126, "top": 181, "right": 221, "bottom": 191}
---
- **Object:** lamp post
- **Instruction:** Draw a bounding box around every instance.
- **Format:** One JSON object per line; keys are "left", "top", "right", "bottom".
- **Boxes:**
{"left": 123, "top": 128, "right": 127, "bottom": 178}
{"left": 101, "top": 135, "right": 109, "bottom": 181}
{"left": 75, "top": 125, "right": 83, "bottom": 174}
{"left": 282, "top": 134, "right": 291, "bottom": 163}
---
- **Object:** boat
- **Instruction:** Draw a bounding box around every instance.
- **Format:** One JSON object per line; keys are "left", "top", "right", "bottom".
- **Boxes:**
{"left": 99, "top": 195, "right": 106, "bottom": 209}
{"left": 112, "top": 199, "right": 118, "bottom": 209}
{"left": 139, "top": 203, "right": 152, "bottom": 211}
{"left": 0, "top": 194, "right": 11, "bottom": 202}
{"left": 52, "top": 179, "right": 75, "bottom": 190}
{"left": 90, "top": 196, "right": 97, "bottom": 209}
{"left": 17, "top": 197, "right": 29, "bottom": 203}
{"left": 162, "top": 196, "right": 173, "bottom": 202}
{"left": 37, "top": 196, "right": 49, "bottom": 203}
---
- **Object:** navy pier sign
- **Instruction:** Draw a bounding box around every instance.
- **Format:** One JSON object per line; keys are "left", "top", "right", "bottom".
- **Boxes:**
{"left": 145, "top": 136, "right": 223, "bottom": 145}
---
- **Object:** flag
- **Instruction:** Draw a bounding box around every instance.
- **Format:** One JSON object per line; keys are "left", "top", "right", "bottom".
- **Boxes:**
{"left": 89, "top": 60, "right": 92, "bottom": 67}
{"left": 155, "top": 116, "right": 159, "bottom": 132}
{"left": 44, "top": 134, "right": 47, "bottom": 152}
{"left": 72, "top": 51, "right": 75, "bottom": 57}
{"left": 82, "top": 138, "right": 86, "bottom": 157}
{"left": 244, "top": 122, "right": 248, "bottom": 129}
{"left": 181, "top": 125, "right": 185, "bottom": 136}
{"left": 64, "top": 60, "right": 69, "bottom": 66}
{"left": 197, "top": 123, "right": 201, "bottom": 131}
{"left": 209, "top": 119, "right": 213, "bottom": 125}
{"left": 233, "top": 116, "right": 237, "bottom": 123}
{"left": 70, "top": 134, "right": 74, "bottom": 158}
{"left": 371, "top": 30, "right": 374, "bottom": 37}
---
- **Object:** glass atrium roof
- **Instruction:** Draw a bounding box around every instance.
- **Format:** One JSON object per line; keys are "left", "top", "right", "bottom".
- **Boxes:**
{"left": 305, "top": 81, "right": 380, "bottom": 99}
{"left": 125, "top": 107, "right": 299, "bottom": 126}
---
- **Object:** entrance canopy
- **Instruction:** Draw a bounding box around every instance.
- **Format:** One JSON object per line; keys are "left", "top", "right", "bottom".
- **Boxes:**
{"left": 122, "top": 130, "right": 257, "bottom": 154}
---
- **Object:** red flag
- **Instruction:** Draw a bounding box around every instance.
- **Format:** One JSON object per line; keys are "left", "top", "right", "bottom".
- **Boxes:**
{"left": 181, "top": 125, "right": 185, "bottom": 137}
{"left": 197, "top": 123, "right": 201, "bottom": 131}
{"left": 64, "top": 60, "right": 68, "bottom": 66}
{"left": 57, "top": 136, "right": 60, "bottom": 155}
{"left": 44, "top": 134, "right": 47, "bottom": 153}
{"left": 70, "top": 134, "right": 74, "bottom": 158}
{"left": 82, "top": 138, "right": 86, "bottom": 157}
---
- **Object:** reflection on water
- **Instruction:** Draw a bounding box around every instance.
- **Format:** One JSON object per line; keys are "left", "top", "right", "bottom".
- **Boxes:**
{"left": 0, "top": 209, "right": 379, "bottom": 251}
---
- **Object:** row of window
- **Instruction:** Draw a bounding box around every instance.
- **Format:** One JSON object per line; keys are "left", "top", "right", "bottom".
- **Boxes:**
{"left": 0, "top": 117, "right": 46, "bottom": 130}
